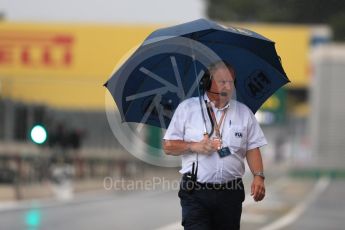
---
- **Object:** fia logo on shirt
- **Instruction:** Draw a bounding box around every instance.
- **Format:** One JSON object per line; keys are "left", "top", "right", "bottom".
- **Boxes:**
{"left": 235, "top": 132, "right": 243, "bottom": 138}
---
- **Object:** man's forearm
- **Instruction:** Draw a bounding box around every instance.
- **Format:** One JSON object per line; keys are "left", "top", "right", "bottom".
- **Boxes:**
{"left": 163, "top": 140, "right": 192, "bottom": 156}
{"left": 246, "top": 148, "right": 264, "bottom": 175}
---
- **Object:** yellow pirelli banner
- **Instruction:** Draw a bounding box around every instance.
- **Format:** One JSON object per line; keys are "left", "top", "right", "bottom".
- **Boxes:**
{"left": 0, "top": 22, "right": 159, "bottom": 109}
{"left": 0, "top": 22, "right": 309, "bottom": 110}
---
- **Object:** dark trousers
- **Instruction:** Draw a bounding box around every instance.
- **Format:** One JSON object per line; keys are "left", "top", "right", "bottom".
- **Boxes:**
{"left": 178, "top": 177, "right": 245, "bottom": 230}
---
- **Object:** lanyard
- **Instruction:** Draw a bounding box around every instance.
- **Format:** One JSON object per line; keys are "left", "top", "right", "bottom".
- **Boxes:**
{"left": 207, "top": 102, "right": 228, "bottom": 139}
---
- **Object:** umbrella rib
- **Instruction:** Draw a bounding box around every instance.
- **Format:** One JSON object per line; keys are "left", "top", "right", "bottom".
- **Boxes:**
{"left": 126, "top": 87, "right": 168, "bottom": 101}
{"left": 136, "top": 95, "right": 158, "bottom": 132}
{"left": 140, "top": 67, "right": 179, "bottom": 92}
{"left": 162, "top": 109, "right": 174, "bottom": 119}
{"left": 135, "top": 94, "right": 166, "bottom": 131}
{"left": 170, "top": 56, "right": 185, "bottom": 99}
{"left": 186, "top": 69, "right": 205, "bottom": 98}
{"left": 154, "top": 94, "right": 166, "bottom": 129}
{"left": 124, "top": 53, "right": 174, "bottom": 116}
{"left": 187, "top": 30, "right": 215, "bottom": 40}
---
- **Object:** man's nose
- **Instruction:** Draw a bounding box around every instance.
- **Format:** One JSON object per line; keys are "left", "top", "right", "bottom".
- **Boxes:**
{"left": 224, "top": 82, "right": 232, "bottom": 89}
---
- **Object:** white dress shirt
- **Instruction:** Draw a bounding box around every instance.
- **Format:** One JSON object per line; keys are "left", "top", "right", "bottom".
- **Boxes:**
{"left": 163, "top": 94, "right": 267, "bottom": 183}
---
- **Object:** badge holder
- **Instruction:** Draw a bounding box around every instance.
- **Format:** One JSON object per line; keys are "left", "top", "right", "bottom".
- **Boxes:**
{"left": 217, "top": 146, "right": 231, "bottom": 158}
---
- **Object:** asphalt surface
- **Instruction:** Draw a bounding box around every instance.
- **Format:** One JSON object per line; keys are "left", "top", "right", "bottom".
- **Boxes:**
{"left": 283, "top": 179, "right": 345, "bottom": 230}
{"left": 0, "top": 176, "right": 344, "bottom": 230}
{"left": 0, "top": 189, "right": 180, "bottom": 230}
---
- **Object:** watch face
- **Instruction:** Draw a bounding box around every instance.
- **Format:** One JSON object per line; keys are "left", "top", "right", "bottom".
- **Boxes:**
{"left": 254, "top": 172, "right": 265, "bottom": 179}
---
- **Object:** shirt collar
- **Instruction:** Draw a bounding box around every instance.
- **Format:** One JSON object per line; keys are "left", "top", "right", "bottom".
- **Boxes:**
{"left": 204, "top": 93, "right": 230, "bottom": 111}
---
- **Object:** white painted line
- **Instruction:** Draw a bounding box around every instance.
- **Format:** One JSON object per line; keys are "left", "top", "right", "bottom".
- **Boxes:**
{"left": 0, "top": 201, "right": 23, "bottom": 212}
{"left": 242, "top": 213, "right": 267, "bottom": 223}
{"left": 259, "top": 176, "right": 331, "bottom": 230}
{"left": 155, "top": 221, "right": 182, "bottom": 230}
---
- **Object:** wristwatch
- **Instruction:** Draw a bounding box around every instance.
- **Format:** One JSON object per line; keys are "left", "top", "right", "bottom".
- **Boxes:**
{"left": 253, "top": 171, "right": 265, "bottom": 180}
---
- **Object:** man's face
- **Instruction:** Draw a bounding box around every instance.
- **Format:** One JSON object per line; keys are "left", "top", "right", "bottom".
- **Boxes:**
{"left": 209, "top": 66, "right": 235, "bottom": 99}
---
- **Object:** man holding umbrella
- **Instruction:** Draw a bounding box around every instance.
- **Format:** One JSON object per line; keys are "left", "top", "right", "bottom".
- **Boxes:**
{"left": 163, "top": 61, "right": 267, "bottom": 230}
{"left": 105, "top": 18, "right": 289, "bottom": 229}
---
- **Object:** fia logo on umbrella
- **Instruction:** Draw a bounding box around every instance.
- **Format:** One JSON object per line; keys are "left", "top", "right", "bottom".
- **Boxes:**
{"left": 245, "top": 70, "right": 272, "bottom": 99}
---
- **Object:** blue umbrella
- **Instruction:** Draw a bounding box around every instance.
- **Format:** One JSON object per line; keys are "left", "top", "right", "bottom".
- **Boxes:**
{"left": 104, "top": 18, "right": 290, "bottom": 129}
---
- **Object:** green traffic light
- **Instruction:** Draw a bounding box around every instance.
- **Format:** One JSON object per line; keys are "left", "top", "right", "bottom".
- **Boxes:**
{"left": 25, "top": 208, "right": 41, "bottom": 227}
{"left": 30, "top": 125, "right": 47, "bottom": 144}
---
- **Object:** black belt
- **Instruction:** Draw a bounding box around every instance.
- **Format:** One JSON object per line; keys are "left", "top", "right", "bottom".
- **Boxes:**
{"left": 182, "top": 174, "right": 243, "bottom": 191}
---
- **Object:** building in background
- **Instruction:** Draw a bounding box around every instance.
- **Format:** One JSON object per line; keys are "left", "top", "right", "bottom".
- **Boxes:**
{"left": 310, "top": 44, "right": 345, "bottom": 169}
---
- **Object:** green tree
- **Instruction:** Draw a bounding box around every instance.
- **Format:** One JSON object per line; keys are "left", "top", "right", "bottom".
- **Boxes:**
{"left": 208, "top": 0, "right": 345, "bottom": 40}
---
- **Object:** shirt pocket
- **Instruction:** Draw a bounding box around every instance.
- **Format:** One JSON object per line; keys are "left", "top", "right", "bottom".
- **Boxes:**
{"left": 228, "top": 126, "right": 247, "bottom": 153}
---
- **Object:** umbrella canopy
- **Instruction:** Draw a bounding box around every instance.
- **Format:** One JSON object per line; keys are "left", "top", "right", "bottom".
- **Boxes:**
{"left": 105, "top": 18, "right": 290, "bottom": 129}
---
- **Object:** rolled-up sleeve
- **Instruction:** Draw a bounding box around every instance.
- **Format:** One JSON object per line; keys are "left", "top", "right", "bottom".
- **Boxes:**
{"left": 163, "top": 102, "right": 186, "bottom": 141}
{"left": 246, "top": 111, "right": 267, "bottom": 151}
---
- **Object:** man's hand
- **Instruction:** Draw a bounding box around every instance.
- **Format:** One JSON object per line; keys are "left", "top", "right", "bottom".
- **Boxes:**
{"left": 211, "top": 138, "right": 222, "bottom": 150}
{"left": 190, "top": 135, "right": 217, "bottom": 155}
{"left": 251, "top": 176, "right": 265, "bottom": 202}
